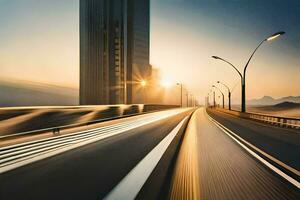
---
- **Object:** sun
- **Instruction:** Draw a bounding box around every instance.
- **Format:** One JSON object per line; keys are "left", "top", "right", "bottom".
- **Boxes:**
{"left": 161, "top": 77, "right": 172, "bottom": 88}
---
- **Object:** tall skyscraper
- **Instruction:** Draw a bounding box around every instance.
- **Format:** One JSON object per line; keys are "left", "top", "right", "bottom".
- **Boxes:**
{"left": 80, "top": 0, "right": 150, "bottom": 105}
{"left": 126, "top": 0, "right": 151, "bottom": 104}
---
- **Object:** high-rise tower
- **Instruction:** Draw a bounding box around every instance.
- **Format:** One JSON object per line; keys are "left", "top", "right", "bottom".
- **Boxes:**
{"left": 80, "top": 0, "right": 150, "bottom": 105}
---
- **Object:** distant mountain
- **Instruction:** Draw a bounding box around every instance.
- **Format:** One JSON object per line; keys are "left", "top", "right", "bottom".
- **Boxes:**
{"left": 248, "top": 96, "right": 275, "bottom": 105}
{"left": 0, "top": 79, "right": 78, "bottom": 107}
{"left": 273, "top": 101, "right": 300, "bottom": 109}
{"left": 280, "top": 96, "right": 300, "bottom": 103}
{"left": 247, "top": 95, "right": 300, "bottom": 106}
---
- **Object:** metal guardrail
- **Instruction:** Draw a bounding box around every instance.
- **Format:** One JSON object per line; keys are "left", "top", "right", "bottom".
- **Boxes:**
{"left": 0, "top": 104, "right": 179, "bottom": 140}
{"left": 247, "top": 112, "right": 300, "bottom": 129}
{"left": 208, "top": 107, "right": 300, "bottom": 130}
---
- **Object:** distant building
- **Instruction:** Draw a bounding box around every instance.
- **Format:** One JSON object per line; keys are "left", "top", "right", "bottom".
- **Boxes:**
{"left": 80, "top": 0, "right": 150, "bottom": 105}
{"left": 146, "top": 67, "right": 164, "bottom": 104}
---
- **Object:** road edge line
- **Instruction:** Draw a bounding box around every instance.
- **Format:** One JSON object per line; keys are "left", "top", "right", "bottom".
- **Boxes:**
{"left": 205, "top": 110, "right": 300, "bottom": 189}
{"left": 104, "top": 116, "right": 189, "bottom": 200}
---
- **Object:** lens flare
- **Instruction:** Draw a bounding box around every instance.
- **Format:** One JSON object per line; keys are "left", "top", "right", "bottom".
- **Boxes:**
{"left": 141, "top": 80, "right": 146, "bottom": 87}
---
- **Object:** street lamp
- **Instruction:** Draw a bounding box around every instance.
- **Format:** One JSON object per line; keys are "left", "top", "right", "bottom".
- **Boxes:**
{"left": 209, "top": 89, "right": 216, "bottom": 108}
{"left": 212, "top": 90, "right": 216, "bottom": 108}
{"left": 191, "top": 94, "right": 196, "bottom": 107}
{"left": 217, "top": 81, "right": 231, "bottom": 110}
{"left": 186, "top": 92, "right": 189, "bottom": 107}
{"left": 212, "top": 85, "right": 224, "bottom": 108}
{"left": 177, "top": 83, "right": 183, "bottom": 107}
{"left": 212, "top": 31, "right": 285, "bottom": 112}
{"left": 191, "top": 94, "right": 195, "bottom": 107}
{"left": 207, "top": 93, "right": 210, "bottom": 107}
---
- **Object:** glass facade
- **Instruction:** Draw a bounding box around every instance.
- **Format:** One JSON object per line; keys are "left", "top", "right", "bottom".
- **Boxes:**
{"left": 80, "top": 0, "right": 150, "bottom": 105}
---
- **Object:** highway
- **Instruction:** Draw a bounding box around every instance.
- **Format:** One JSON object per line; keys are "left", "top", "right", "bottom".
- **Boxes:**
{"left": 0, "top": 107, "right": 299, "bottom": 199}
{"left": 170, "top": 108, "right": 299, "bottom": 199}
{"left": 207, "top": 108, "right": 300, "bottom": 174}
{"left": 0, "top": 108, "right": 194, "bottom": 200}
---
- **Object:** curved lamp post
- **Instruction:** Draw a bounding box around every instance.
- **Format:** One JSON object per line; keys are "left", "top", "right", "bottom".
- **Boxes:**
{"left": 208, "top": 89, "right": 216, "bottom": 108}
{"left": 210, "top": 89, "right": 216, "bottom": 107}
{"left": 217, "top": 81, "right": 231, "bottom": 110}
{"left": 207, "top": 93, "right": 210, "bottom": 107}
{"left": 189, "top": 93, "right": 196, "bottom": 107}
{"left": 212, "top": 31, "right": 285, "bottom": 112}
{"left": 212, "top": 85, "right": 224, "bottom": 108}
{"left": 176, "top": 83, "right": 183, "bottom": 107}
{"left": 186, "top": 92, "right": 189, "bottom": 107}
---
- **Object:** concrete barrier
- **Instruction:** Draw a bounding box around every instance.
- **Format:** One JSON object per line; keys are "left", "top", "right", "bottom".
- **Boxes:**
{"left": 0, "top": 104, "right": 180, "bottom": 139}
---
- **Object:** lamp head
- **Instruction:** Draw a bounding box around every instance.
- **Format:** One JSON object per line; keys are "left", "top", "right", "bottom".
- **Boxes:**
{"left": 266, "top": 31, "right": 285, "bottom": 41}
{"left": 212, "top": 56, "right": 220, "bottom": 59}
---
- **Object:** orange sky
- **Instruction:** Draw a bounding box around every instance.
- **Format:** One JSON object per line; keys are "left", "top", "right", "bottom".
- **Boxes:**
{"left": 0, "top": 0, "right": 299, "bottom": 104}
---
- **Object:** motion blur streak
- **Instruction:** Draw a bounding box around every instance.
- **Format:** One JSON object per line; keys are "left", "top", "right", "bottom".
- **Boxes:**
{"left": 169, "top": 110, "right": 200, "bottom": 200}
{"left": 104, "top": 117, "right": 188, "bottom": 200}
{"left": 0, "top": 108, "right": 190, "bottom": 173}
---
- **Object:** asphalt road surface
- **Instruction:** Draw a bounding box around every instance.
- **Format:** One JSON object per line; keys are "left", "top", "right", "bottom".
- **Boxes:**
{"left": 207, "top": 108, "right": 300, "bottom": 173}
{"left": 0, "top": 108, "right": 194, "bottom": 200}
{"left": 170, "top": 108, "right": 299, "bottom": 199}
{"left": 1, "top": 107, "right": 299, "bottom": 200}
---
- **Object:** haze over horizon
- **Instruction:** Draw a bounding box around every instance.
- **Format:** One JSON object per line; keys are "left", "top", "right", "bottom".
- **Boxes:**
{"left": 0, "top": 0, "right": 300, "bottom": 105}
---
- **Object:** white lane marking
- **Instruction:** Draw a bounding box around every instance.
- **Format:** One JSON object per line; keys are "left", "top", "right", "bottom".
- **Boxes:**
{"left": 0, "top": 110, "right": 174, "bottom": 152}
{"left": 0, "top": 122, "right": 151, "bottom": 163}
{"left": 0, "top": 127, "right": 124, "bottom": 158}
{"left": 0, "top": 118, "right": 159, "bottom": 157}
{"left": 104, "top": 117, "right": 188, "bottom": 200}
{"left": 0, "top": 109, "right": 190, "bottom": 174}
{"left": 0, "top": 110, "right": 188, "bottom": 159}
{"left": 205, "top": 111, "right": 300, "bottom": 189}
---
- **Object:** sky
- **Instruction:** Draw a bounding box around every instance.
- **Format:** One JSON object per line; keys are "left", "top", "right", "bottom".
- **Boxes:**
{"left": 0, "top": 0, "right": 79, "bottom": 88}
{"left": 0, "top": 0, "right": 299, "bottom": 104}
